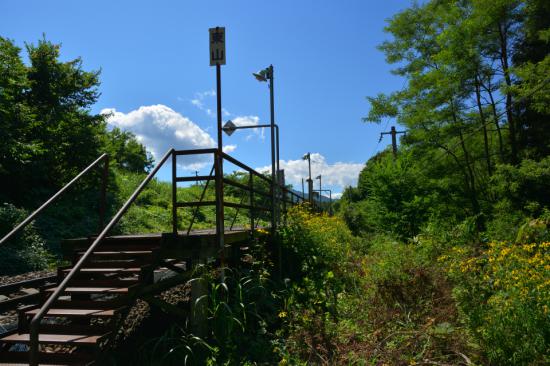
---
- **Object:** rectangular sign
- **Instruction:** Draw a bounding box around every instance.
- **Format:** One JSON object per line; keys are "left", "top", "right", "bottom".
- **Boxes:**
{"left": 209, "top": 27, "right": 226, "bottom": 66}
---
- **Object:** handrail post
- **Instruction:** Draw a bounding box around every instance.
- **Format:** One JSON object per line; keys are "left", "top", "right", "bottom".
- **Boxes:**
{"left": 0, "top": 153, "right": 109, "bottom": 248}
{"left": 98, "top": 156, "right": 109, "bottom": 233}
{"left": 27, "top": 149, "right": 174, "bottom": 366}
{"left": 172, "top": 151, "right": 177, "bottom": 235}
{"left": 214, "top": 152, "right": 225, "bottom": 266}
{"left": 249, "top": 173, "right": 254, "bottom": 234}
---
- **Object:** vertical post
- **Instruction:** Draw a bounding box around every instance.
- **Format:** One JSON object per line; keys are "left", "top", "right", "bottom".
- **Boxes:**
{"left": 275, "top": 124, "right": 280, "bottom": 226}
{"left": 308, "top": 179, "right": 314, "bottom": 206}
{"left": 301, "top": 178, "right": 305, "bottom": 202}
{"left": 249, "top": 173, "right": 254, "bottom": 233}
{"left": 215, "top": 64, "right": 225, "bottom": 258}
{"left": 172, "top": 152, "right": 177, "bottom": 235}
{"left": 318, "top": 175, "right": 322, "bottom": 209}
{"left": 279, "top": 169, "right": 286, "bottom": 224}
{"left": 268, "top": 65, "right": 276, "bottom": 235}
{"left": 329, "top": 190, "right": 332, "bottom": 215}
{"left": 191, "top": 277, "right": 207, "bottom": 338}
{"left": 99, "top": 156, "right": 109, "bottom": 233}
{"left": 391, "top": 126, "right": 397, "bottom": 158}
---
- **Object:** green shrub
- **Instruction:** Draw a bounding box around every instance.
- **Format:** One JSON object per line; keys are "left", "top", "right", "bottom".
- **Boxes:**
{"left": 0, "top": 203, "right": 53, "bottom": 275}
{"left": 442, "top": 240, "right": 550, "bottom": 365}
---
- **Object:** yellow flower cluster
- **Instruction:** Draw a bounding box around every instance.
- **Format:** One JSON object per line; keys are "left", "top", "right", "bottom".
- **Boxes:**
{"left": 445, "top": 241, "right": 549, "bottom": 314}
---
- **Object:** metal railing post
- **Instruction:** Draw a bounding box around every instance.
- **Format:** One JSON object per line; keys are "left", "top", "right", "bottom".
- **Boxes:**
{"left": 214, "top": 152, "right": 225, "bottom": 260}
{"left": 28, "top": 149, "right": 174, "bottom": 366}
{"left": 172, "top": 151, "right": 177, "bottom": 235}
{"left": 0, "top": 153, "right": 109, "bottom": 248}
{"left": 98, "top": 156, "right": 109, "bottom": 233}
{"left": 249, "top": 173, "right": 254, "bottom": 233}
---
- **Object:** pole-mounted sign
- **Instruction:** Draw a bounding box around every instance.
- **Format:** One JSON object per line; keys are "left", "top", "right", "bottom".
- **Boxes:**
{"left": 209, "top": 26, "right": 226, "bottom": 267}
{"left": 209, "top": 27, "right": 226, "bottom": 66}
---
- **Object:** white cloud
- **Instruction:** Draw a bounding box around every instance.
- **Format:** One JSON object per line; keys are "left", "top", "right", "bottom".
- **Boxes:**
{"left": 232, "top": 115, "right": 264, "bottom": 141}
{"left": 256, "top": 153, "right": 364, "bottom": 194}
{"left": 101, "top": 104, "right": 219, "bottom": 170}
{"left": 332, "top": 192, "right": 343, "bottom": 200}
{"left": 189, "top": 90, "right": 216, "bottom": 117}
{"left": 222, "top": 144, "right": 237, "bottom": 153}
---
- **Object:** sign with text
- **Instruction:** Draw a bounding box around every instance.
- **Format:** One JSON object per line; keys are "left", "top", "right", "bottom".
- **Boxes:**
{"left": 209, "top": 27, "right": 226, "bottom": 66}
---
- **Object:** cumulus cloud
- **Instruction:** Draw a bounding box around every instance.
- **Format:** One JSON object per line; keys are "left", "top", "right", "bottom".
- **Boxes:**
{"left": 232, "top": 115, "right": 265, "bottom": 140}
{"left": 257, "top": 153, "right": 364, "bottom": 194}
{"left": 101, "top": 104, "right": 224, "bottom": 170}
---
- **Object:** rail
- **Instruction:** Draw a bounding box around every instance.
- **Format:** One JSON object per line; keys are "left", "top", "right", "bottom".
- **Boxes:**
{"left": 172, "top": 149, "right": 309, "bottom": 235}
{"left": 28, "top": 149, "right": 173, "bottom": 365}
{"left": 0, "top": 153, "right": 109, "bottom": 247}
{"left": 26, "top": 147, "right": 314, "bottom": 364}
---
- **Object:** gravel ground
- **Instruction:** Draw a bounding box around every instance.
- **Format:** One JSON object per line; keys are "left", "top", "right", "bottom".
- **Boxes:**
{"left": 0, "top": 270, "right": 56, "bottom": 332}
{"left": 0, "top": 270, "right": 55, "bottom": 286}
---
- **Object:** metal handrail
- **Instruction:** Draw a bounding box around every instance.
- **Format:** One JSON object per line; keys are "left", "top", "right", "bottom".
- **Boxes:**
{"left": 28, "top": 148, "right": 174, "bottom": 365}
{"left": 186, "top": 164, "right": 215, "bottom": 235}
{"left": 0, "top": 153, "right": 109, "bottom": 247}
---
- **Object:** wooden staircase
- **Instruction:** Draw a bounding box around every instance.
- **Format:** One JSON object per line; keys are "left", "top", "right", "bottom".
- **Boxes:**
{"left": 0, "top": 236, "right": 161, "bottom": 365}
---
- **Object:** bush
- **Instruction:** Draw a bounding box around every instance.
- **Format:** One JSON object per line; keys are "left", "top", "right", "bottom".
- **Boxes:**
{"left": 278, "top": 205, "right": 357, "bottom": 362}
{"left": 0, "top": 203, "right": 53, "bottom": 275}
{"left": 443, "top": 241, "right": 550, "bottom": 365}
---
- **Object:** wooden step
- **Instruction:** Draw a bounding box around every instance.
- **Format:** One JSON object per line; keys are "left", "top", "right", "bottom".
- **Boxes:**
{"left": 52, "top": 299, "right": 123, "bottom": 309}
{"left": 67, "top": 278, "right": 139, "bottom": 287}
{"left": 61, "top": 267, "right": 141, "bottom": 275}
{"left": 76, "top": 260, "right": 140, "bottom": 268}
{"left": 25, "top": 308, "right": 119, "bottom": 318}
{"left": 45, "top": 286, "right": 135, "bottom": 295}
{"left": 0, "top": 332, "right": 108, "bottom": 346}
{"left": 78, "top": 250, "right": 153, "bottom": 259}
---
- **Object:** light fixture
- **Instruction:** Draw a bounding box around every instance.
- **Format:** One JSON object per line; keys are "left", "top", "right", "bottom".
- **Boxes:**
{"left": 222, "top": 120, "right": 237, "bottom": 136}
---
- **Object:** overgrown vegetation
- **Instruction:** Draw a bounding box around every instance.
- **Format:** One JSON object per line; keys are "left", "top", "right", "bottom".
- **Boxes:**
{"left": 1, "top": 0, "right": 549, "bottom": 364}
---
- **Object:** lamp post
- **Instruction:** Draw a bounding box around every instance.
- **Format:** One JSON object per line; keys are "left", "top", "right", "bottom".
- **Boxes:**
{"left": 253, "top": 65, "right": 277, "bottom": 233}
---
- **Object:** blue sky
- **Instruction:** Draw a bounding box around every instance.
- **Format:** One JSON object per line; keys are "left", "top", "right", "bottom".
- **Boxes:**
{"left": 0, "top": 0, "right": 410, "bottom": 196}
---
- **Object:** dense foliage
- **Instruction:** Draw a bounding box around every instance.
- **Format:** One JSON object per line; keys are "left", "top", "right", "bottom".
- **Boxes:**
{"left": 334, "top": 0, "right": 550, "bottom": 364}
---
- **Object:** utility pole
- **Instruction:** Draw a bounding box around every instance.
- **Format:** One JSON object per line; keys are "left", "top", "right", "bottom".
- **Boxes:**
{"left": 380, "top": 126, "right": 406, "bottom": 158}
{"left": 301, "top": 178, "right": 305, "bottom": 201}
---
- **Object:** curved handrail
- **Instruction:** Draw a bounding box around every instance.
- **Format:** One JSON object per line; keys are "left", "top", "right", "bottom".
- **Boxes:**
{"left": 28, "top": 148, "right": 174, "bottom": 365}
{"left": 0, "top": 153, "right": 109, "bottom": 247}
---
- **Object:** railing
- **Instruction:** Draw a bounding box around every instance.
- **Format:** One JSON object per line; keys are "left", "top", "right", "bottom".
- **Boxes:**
{"left": 171, "top": 149, "right": 308, "bottom": 235}
{"left": 26, "top": 148, "right": 311, "bottom": 365}
{"left": 0, "top": 153, "right": 109, "bottom": 247}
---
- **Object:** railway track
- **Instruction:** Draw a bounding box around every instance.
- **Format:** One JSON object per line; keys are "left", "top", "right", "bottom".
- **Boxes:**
{"left": 0, "top": 275, "right": 58, "bottom": 315}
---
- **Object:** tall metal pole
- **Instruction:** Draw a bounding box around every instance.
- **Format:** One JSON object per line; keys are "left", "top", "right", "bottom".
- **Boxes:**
{"left": 215, "top": 63, "right": 225, "bottom": 260}
{"left": 329, "top": 190, "right": 332, "bottom": 215}
{"left": 301, "top": 178, "right": 305, "bottom": 201}
{"left": 268, "top": 65, "right": 276, "bottom": 234}
{"left": 318, "top": 175, "right": 322, "bottom": 207}
{"left": 275, "top": 124, "right": 280, "bottom": 225}
{"left": 306, "top": 153, "right": 313, "bottom": 204}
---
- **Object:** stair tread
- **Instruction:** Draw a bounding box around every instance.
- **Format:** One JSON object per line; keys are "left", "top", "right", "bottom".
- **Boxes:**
{"left": 79, "top": 250, "right": 152, "bottom": 255}
{"left": 0, "top": 363, "right": 70, "bottom": 366}
{"left": 0, "top": 332, "right": 107, "bottom": 345}
{"left": 62, "top": 267, "right": 141, "bottom": 272}
{"left": 46, "top": 286, "right": 133, "bottom": 293}
{"left": 25, "top": 308, "right": 117, "bottom": 317}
